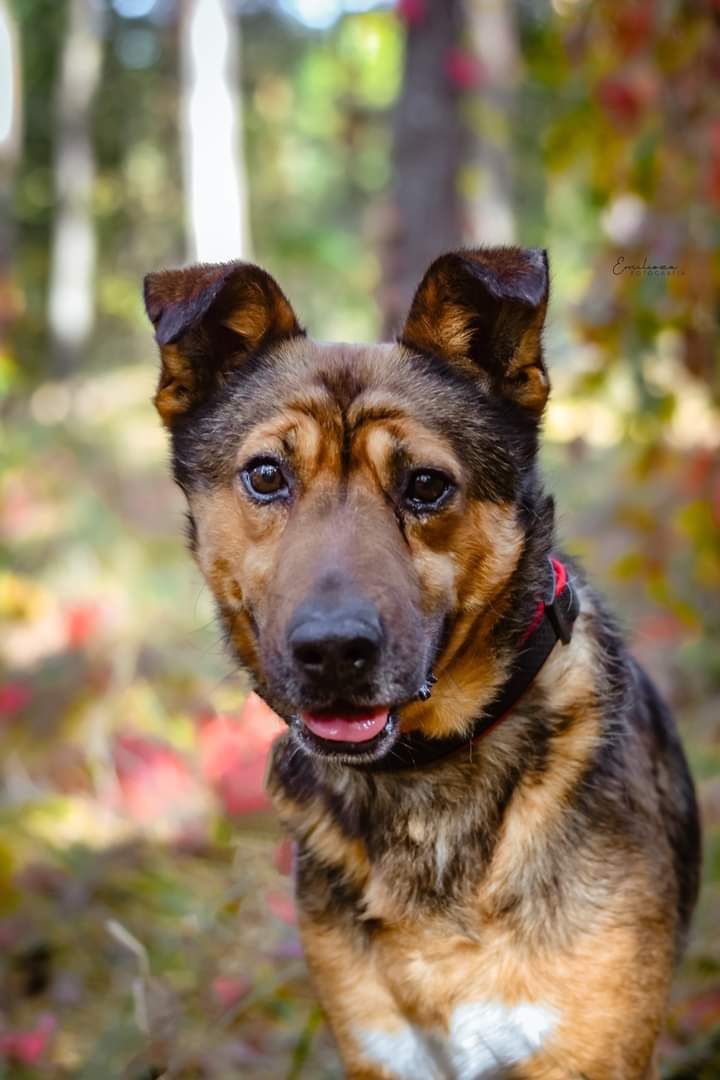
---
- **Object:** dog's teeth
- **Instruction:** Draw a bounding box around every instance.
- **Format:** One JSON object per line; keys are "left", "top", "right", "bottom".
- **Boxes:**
{"left": 418, "top": 686, "right": 432, "bottom": 701}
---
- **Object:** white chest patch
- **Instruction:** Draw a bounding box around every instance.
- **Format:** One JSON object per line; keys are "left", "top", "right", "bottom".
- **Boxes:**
{"left": 355, "top": 999, "right": 558, "bottom": 1080}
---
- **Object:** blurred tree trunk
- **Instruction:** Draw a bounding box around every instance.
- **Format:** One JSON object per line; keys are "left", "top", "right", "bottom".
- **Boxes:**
{"left": 0, "top": 0, "right": 21, "bottom": 356}
{"left": 47, "top": 0, "right": 104, "bottom": 376}
{"left": 379, "top": 0, "right": 467, "bottom": 337}
{"left": 180, "top": 0, "right": 251, "bottom": 263}
{"left": 465, "top": 0, "right": 519, "bottom": 245}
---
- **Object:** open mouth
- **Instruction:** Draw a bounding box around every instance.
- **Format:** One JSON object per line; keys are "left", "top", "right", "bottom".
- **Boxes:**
{"left": 292, "top": 705, "right": 398, "bottom": 760}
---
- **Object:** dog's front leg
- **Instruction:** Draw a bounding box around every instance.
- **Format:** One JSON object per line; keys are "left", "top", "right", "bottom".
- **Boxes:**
{"left": 298, "top": 914, "right": 430, "bottom": 1080}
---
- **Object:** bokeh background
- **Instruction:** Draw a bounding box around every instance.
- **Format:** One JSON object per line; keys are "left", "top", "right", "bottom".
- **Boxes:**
{"left": 1, "top": 0, "right": 719, "bottom": 1076}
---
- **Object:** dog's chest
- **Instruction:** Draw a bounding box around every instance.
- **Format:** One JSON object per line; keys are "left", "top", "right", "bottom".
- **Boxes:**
{"left": 355, "top": 999, "right": 558, "bottom": 1079}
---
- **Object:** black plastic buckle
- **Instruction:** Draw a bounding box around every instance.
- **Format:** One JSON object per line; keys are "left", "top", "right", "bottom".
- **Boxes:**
{"left": 544, "top": 558, "right": 574, "bottom": 646}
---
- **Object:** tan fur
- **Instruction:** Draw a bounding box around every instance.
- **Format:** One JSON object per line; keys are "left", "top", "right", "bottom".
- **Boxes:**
{"left": 153, "top": 343, "right": 195, "bottom": 427}
{"left": 223, "top": 279, "right": 298, "bottom": 346}
{"left": 511, "top": 311, "right": 550, "bottom": 412}
{"left": 272, "top": 787, "right": 371, "bottom": 890}
{"left": 401, "top": 500, "right": 525, "bottom": 739}
{"left": 299, "top": 918, "right": 407, "bottom": 1080}
{"left": 299, "top": 859, "right": 671, "bottom": 1078}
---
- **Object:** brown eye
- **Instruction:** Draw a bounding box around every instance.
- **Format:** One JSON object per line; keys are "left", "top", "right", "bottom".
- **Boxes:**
{"left": 405, "top": 469, "right": 453, "bottom": 509}
{"left": 242, "top": 459, "right": 289, "bottom": 501}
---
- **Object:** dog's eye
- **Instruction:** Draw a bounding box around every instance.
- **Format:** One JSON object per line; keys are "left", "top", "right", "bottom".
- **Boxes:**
{"left": 241, "top": 458, "right": 289, "bottom": 501}
{"left": 405, "top": 470, "right": 453, "bottom": 509}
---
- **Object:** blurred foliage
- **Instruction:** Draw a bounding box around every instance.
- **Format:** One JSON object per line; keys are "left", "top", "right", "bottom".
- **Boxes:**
{"left": 534, "top": 0, "right": 720, "bottom": 712}
{"left": 1, "top": 0, "right": 719, "bottom": 1075}
{"left": 11, "top": 0, "right": 403, "bottom": 366}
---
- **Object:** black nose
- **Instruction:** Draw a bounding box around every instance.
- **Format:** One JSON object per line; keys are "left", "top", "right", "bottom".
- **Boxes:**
{"left": 288, "top": 596, "right": 383, "bottom": 686}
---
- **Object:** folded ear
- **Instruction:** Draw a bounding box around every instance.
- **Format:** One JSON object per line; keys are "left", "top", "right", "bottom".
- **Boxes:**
{"left": 144, "top": 261, "right": 302, "bottom": 427}
{"left": 400, "top": 247, "right": 550, "bottom": 415}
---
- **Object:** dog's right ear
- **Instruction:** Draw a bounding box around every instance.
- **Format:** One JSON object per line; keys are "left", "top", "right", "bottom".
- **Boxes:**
{"left": 143, "top": 261, "right": 303, "bottom": 427}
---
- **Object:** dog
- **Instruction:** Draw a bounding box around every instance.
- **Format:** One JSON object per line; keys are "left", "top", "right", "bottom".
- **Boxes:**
{"left": 144, "top": 247, "right": 700, "bottom": 1079}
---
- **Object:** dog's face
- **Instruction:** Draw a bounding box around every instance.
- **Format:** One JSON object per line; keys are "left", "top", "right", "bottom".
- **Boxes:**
{"left": 145, "top": 249, "right": 550, "bottom": 763}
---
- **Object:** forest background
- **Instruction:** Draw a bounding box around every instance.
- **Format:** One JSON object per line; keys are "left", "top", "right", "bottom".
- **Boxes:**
{"left": 1, "top": 0, "right": 719, "bottom": 1075}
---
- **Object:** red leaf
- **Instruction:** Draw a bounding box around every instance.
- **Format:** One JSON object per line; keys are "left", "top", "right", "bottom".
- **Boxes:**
{"left": 266, "top": 890, "right": 296, "bottom": 925}
{"left": 197, "top": 694, "right": 285, "bottom": 817}
{"left": 211, "top": 975, "right": 252, "bottom": 1010}
{"left": 64, "top": 601, "right": 102, "bottom": 649}
{"left": 396, "top": 0, "right": 425, "bottom": 25}
{"left": 445, "top": 48, "right": 483, "bottom": 91}
{"left": 114, "top": 734, "right": 196, "bottom": 821}
{"left": 0, "top": 682, "right": 31, "bottom": 718}
{"left": 0, "top": 1013, "right": 56, "bottom": 1066}
{"left": 685, "top": 447, "right": 715, "bottom": 495}
{"left": 611, "top": 2, "right": 654, "bottom": 55}
{"left": 215, "top": 760, "right": 268, "bottom": 816}
{"left": 597, "top": 77, "right": 644, "bottom": 124}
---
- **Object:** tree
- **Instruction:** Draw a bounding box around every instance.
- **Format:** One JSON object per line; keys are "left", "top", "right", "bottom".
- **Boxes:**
{"left": 465, "top": 0, "right": 519, "bottom": 245}
{"left": 180, "top": 0, "right": 251, "bottom": 262}
{"left": 0, "top": 0, "right": 21, "bottom": 359}
{"left": 379, "top": 0, "right": 467, "bottom": 337}
{"left": 46, "top": 0, "right": 105, "bottom": 375}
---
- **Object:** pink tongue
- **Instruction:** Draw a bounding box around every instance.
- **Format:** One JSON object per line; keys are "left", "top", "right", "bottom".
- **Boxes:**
{"left": 301, "top": 707, "right": 389, "bottom": 743}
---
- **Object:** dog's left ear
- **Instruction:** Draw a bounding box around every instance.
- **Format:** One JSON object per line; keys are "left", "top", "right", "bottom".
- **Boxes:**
{"left": 400, "top": 247, "right": 550, "bottom": 415}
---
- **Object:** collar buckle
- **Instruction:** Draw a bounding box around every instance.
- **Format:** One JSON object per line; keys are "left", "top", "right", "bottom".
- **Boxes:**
{"left": 544, "top": 558, "right": 574, "bottom": 645}
{"left": 546, "top": 592, "right": 573, "bottom": 645}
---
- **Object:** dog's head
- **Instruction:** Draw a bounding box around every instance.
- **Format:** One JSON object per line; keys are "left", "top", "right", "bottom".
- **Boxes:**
{"left": 144, "top": 248, "right": 552, "bottom": 763}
